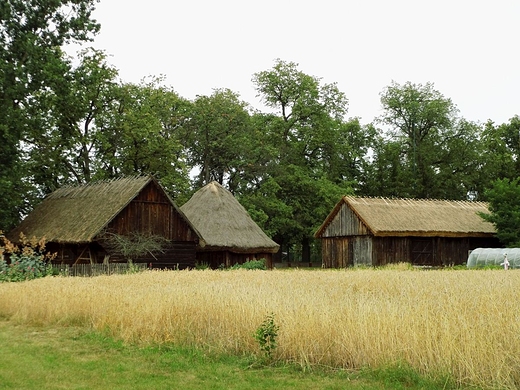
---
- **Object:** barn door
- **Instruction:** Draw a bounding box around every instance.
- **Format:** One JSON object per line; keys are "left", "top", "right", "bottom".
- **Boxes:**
{"left": 411, "top": 239, "right": 434, "bottom": 266}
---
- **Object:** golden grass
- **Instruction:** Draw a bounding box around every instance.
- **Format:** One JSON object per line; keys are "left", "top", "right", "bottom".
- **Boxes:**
{"left": 1, "top": 269, "right": 519, "bottom": 389}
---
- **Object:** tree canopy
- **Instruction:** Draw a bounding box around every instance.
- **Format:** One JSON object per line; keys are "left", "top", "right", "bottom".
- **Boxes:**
{"left": 0, "top": 0, "right": 100, "bottom": 229}
{"left": 480, "top": 178, "right": 520, "bottom": 247}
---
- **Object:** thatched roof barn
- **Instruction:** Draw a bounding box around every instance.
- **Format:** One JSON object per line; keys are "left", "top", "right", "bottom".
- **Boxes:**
{"left": 315, "top": 196, "right": 500, "bottom": 267}
{"left": 180, "top": 181, "right": 279, "bottom": 268}
{"left": 8, "top": 176, "right": 203, "bottom": 269}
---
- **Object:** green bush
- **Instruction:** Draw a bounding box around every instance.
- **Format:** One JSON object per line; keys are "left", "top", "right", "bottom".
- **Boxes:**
{"left": 230, "top": 259, "right": 267, "bottom": 270}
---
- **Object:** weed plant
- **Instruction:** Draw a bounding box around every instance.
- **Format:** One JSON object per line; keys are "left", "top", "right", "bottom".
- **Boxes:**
{"left": 253, "top": 313, "right": 279, "bottom": 360}
{"left": 0, "top": 233, "right": 54, "bottom": 282}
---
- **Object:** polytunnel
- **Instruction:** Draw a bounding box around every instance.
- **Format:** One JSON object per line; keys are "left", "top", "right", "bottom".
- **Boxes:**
{"left": 467, "top": 248, "right": 520, "bottom": 269}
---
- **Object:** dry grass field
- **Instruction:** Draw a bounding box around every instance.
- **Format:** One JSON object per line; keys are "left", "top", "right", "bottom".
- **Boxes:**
{"left": 1, "top": 268, "right": 519, "bottom": 389}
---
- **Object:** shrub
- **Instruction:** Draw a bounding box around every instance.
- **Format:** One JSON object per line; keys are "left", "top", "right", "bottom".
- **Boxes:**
{"left": 0, "top": 232, "right": 55, "bottom": 282}
{"left": 195, "top": 262, "right": 210, "bottom": 270}
{"left": 230, "top": 258, "right": 267, "bottom": 270}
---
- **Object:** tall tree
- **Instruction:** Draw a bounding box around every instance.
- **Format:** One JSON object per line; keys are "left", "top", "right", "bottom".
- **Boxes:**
{"left": 479, "top": 116, "right": 520, "bottom": 190}
{"left": 24, "top": 48, "right": 119, "bottom": 191}
{"left": 184, "top": 89, "right": 254, "bottom": 191}
{"left": 0, "top": 0, "right": 100, "bottom": 230}
{"left": 246, "top": 59, "right": 356, "bottom": 261}
{"left": 479, "top": 178, "right": 520, "bottom": 246}
{"left": 376, "top": 81, "right": 480, "bottom": 199}
{"left": 96, "top": 77, "right": 193, "bottom": 201}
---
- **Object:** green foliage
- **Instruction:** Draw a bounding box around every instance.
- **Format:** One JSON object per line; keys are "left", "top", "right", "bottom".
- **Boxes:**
{"left": 479, "top": 177, "right": 520, "bottom": 246}
{"left": 230, "top": 259, "right": 267, "bottom": 270}
{"left": 364, "top": 362, "right": 454, "bottom": 390}
{"left": 479, "top": 116, "right": 520, "bottom": 191}
{"left": 97, "top": 76, "right": 192, "bottom": 199}
{"left": 370, "top": 81, "right": 481, "bottom": 200}
{"left": 471, "top": 264, "right": 504, "bottom": 270}
{"left": 185, "top": 88, "right": 254, "bottom": 189}
{"left": 194, "top": 262, "right": 210, "bottom": 270}
{"left": 253, "top": 313, "right": 279, "bottom": 360}
{"left": 0, "top": 0, "right": 100, "bottom": 229}
{"left": 0, "top": 233, "right": 54, "bottom": 282}
{"left": 24, "top": 48, "right": 120, "bottom": 188}
{"left": 245, "top": 60, "right": 357, "bottom": 260}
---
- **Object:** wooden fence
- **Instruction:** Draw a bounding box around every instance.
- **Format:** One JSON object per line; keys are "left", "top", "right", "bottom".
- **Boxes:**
{"left": 273, "top": 262, "right": 322, "bottom": 269}
{"left": 52, "top": 263, "right": 148, "bottom": 277}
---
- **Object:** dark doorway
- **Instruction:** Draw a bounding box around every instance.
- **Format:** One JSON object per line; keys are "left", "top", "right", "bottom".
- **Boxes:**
{"left": 411, "top": 239, "right": 435, "bottom": 266}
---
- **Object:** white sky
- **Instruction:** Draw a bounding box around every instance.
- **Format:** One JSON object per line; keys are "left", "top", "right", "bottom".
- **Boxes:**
{"left": 83, "top": 0, "right": 520, "bottom": 125}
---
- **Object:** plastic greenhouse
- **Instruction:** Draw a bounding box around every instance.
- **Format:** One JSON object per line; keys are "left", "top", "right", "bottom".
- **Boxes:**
{"left": 467, "top": 248, "right": 520, "bottom": 269}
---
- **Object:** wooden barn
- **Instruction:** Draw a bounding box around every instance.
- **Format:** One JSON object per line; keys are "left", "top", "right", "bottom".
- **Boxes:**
{"left": 7, "top": 176, "right": 203, "bottom": 269}
{"left": 314, "top": 196, "right": 500, "bottom": 267}
{"left": 180, "top": 181, "right": 280, "bottom": 269}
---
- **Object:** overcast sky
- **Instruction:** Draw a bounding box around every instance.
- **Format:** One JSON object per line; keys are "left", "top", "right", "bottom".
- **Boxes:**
{"left": 83, "top": 0, "right": 520, "bottom": 125}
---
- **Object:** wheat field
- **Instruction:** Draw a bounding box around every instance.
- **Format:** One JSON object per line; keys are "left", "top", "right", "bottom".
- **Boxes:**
{"left": 1, "top": 268, "right": 519, "bottom": 389}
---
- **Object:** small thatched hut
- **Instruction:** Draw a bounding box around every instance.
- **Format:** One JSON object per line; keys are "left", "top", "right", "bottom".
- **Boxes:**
{"left": 180, "top": 181, "right": 280, "bottom": 268}
{"left": 7, "top": 176, "right": 203, "bottom": 269}
{"left": 315, "top": 196, "right": 500, "bottom": 267}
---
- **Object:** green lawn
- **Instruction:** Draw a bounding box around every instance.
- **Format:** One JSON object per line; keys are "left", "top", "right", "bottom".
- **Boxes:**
{"left": 0, "top": 319, "right": 455, "bottom": 390}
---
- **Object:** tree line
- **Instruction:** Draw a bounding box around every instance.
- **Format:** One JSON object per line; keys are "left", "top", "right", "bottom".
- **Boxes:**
{"left": 2, "top": 1, "right": 520, "bottom": 259}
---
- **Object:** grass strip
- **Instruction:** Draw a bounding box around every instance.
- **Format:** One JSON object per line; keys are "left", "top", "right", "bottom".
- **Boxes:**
{"left": 0, "top": 319, "right": 455, "bottom": 390}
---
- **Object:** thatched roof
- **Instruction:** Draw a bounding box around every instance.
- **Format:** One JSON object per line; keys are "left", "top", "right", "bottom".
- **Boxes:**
{"left": 180, "top": 181, "right": 279, "bottom": 253}
{"left": 8, "top": 176, "right": 200, "bottom": 244}
{"left": 315, "top": 196, "right": 496, "bottom": 238}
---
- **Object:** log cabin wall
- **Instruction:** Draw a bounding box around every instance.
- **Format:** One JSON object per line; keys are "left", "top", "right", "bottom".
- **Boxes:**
{"left": 371, "top": 236, "right": 503, "bottom": 267}
{"left": 321, "top": 236, "right": 373, "bottom": 267}
{"left": 352, "top": 236, "right": 373, "bottom": 266}
{"left": 372, "top": 237, "right": 465, "bottom": 267}
{"left": 320, "top": 203, "right": 373, "bottom": 268}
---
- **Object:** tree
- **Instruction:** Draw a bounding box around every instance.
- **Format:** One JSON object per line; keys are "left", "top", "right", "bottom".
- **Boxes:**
{"left": 246, "top": 60, "right": 355, "bottom": 261}
{"left": 184, "top": 89, "right": 255, "bottom": 191}
{"left": 252, "top": 59, "right": 348, "bottom": 165}
{"left": 479, "top": 116, "right": 520, "bottom": 190}
{"left": 376, "top": 81, "right": 481, "bottom": 199}
{"left": 479, "top": 178, "right": 520, "bottom": 246}
{"left": 23, "top": 48, "right": 119, "bottom": 192}
{"left": 0, "top": 0, "right": 100, "bottom": 230}
{"left": 96, "top": 77, "right": 192, "bottom": 200}
{"left": 360, "top": 135, "right": 411, "bottom": 197}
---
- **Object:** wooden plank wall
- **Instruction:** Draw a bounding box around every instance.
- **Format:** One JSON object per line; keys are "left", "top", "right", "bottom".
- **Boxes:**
{"left": 352, "top": 236, "right": 373, "bottom": 266}
{"left": 321, "top": 237, "right": 350, "bottom": 268}
{"left": 320, "top": 204, "right": 371, "bottom": 238}
{"left": 323, "top": 236, "right": 486, "bottom": 268}
{"left": 107, "top": 182, "right": 198, "bottom": 242}
{"left": 372, "top": 237, "right": 411, "bottom": 266}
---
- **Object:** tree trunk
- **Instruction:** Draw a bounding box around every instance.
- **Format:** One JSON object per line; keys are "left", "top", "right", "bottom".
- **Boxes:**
{"left": 302, "top": 236, "right": 311, "bottom": 264}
